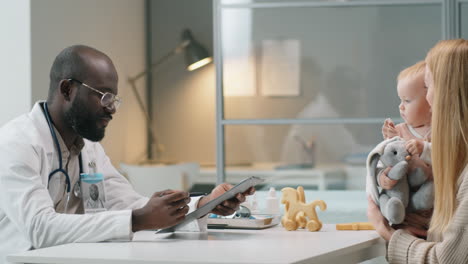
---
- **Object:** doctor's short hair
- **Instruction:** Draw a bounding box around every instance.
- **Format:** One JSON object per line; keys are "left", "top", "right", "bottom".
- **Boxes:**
{"left": 47, "top": 45, "right": 108, "bottom": 101}
{"left": 397, "top": 60, "right": 426, "bottom": 81}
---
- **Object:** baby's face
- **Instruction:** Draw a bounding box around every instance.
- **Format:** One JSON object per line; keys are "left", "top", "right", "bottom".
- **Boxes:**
{"left": 397, "top": 73, "right": 432, "bottom": 128}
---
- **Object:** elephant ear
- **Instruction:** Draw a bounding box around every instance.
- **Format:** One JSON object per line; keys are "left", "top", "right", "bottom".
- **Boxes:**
{"left": 366, "top": 152, "right": 381, "bottom": 205}
{"left": 365, "top": 137, "right": 401, "bottom": 205}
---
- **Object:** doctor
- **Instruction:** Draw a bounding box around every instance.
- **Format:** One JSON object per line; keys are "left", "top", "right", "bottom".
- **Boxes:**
{"left": 0, "top": 45, "right": 254, "bottom": 263}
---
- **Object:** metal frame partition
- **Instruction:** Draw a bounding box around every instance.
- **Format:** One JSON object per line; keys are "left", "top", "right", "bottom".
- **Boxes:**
{"left": 456, "top": 0, "right": 468, "bottom": 37}
{"left": 213, "top": 0, "right": 455, "bottom": 185}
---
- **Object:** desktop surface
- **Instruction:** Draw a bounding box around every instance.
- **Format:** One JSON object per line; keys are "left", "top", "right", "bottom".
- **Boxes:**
{"left": 8, "top": 224, "right": 385, "bottom": 264}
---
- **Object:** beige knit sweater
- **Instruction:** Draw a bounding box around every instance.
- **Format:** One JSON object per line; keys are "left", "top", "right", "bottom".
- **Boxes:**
{"left": 388, "top": 165, "right": 468, "bottom": 263}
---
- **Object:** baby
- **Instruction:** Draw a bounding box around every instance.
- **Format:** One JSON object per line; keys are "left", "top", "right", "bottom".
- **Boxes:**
{"left": 382, "top": 61, "right": 432, "bottom": 163}
{"left": 380, "top": 61, "right": 433, "bottom": 220}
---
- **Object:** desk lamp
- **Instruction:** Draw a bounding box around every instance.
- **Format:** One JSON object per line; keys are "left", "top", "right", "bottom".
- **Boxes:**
{"left": 128, "top": 29, "right": 212, "bottom": 163}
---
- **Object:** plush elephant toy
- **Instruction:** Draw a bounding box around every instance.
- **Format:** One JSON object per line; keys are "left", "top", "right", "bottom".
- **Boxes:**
{"left": 366, "top": 137, "right": 434, "bottom": 224}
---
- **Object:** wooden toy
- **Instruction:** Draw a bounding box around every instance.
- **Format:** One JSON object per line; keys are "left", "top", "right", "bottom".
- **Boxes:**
{"left": 336, "top": 222, "right": 375, "bottom": 230}
{"left": 281, "top": 186, "right": 327, "bottom": 231}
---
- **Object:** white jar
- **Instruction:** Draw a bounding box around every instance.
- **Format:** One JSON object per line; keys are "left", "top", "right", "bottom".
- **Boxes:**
{"left": 265, "top": 187, "right": 280, "bottom": 215}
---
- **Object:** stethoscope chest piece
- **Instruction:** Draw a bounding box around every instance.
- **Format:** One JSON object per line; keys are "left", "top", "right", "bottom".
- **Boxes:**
{"left": 73, "top": 181, "right": 81, "bottom": 198}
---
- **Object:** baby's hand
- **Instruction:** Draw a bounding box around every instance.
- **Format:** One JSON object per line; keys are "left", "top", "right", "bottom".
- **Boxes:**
{"left": 406, "top": 139, "right": 424, "bottom": 156}
{"left": 379, "top": 167, "right": 398, "bottom": 190}
{"left": 382, "top": 118, "right": 398, "bottom": 139}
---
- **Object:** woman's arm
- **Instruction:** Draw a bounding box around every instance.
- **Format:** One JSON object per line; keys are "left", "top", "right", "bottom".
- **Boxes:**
{"left": 381, "top": 168, "right": 468, "bottom": 263}
{"left": 367, "top": 196, "right": 395, "bottom": 241}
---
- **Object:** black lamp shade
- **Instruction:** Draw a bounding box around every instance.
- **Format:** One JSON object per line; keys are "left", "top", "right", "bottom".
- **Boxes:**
{"left": 182, "top": 29, "right": 212, "bottom": 71}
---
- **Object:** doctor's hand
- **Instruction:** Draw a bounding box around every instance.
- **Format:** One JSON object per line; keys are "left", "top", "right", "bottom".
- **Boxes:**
{"left": 198, "top": 183, "right": 255, "bottom": 216}
{"left": 131, "top": 190, "right": 190, "bottom": 232}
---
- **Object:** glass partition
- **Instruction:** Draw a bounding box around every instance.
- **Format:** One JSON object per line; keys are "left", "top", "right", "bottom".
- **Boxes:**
{"left": 214, "top": 0, "right": 444, "bottom": 186}
{"left": 213, "top": 124, "right": 381, "bottom": 190}
{"left": 224, "top": 124, "right": 382, "bottom": 166}
{"left": 146, "top": 0, "right": 459, "bottom": 194}
{"left": 221, "top": 3, "right": 442, "bottom": 120}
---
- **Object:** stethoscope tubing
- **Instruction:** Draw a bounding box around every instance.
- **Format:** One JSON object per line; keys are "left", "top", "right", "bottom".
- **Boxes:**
{"left": 43, "top": 102, "right": 82, "bottom": 194}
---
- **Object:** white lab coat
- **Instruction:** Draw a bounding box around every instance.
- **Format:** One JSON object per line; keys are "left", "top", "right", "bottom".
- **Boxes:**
{"left": 0, "top": 102, "right": 199, "bottom": 263}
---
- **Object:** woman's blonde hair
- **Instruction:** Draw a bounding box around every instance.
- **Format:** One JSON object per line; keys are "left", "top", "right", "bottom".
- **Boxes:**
{"left": 426, "top": 39, "right": 468, "bottom": 235}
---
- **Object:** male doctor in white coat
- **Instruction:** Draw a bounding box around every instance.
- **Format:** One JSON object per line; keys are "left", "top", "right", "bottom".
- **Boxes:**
{"left": 0, "top": 45, "right": 254, "bottom": 263}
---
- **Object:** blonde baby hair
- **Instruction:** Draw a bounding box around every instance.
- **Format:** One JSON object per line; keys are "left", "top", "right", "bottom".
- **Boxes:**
{"left": 426, "top": 39, "right": 468, "bottom": 235}
{"left": 397, "top": 60, "right": 426, "bottom": 81}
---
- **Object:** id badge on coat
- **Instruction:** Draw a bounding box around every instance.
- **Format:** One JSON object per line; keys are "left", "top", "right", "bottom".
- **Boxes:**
{"left": 80, "top": 172, "right": 107, "bottom": 213}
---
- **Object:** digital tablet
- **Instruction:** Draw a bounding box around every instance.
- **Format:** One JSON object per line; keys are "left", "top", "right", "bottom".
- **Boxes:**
{"left": 156, "top": 176, "right": 264, "bottom": 233}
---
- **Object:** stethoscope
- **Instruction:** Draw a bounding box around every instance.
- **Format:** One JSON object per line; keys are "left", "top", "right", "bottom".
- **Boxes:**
{"left": 43, "top": 102, "right": 83, "bottom": 212}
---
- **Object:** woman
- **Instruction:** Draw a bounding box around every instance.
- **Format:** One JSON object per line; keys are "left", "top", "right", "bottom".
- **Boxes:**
{"left": 368, "top": 39, "right": 468, "bottom": 263}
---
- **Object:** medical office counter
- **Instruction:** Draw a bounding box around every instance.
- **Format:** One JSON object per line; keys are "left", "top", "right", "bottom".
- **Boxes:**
{"left": 8, "top": 224, "right": 385, "bottom": 264}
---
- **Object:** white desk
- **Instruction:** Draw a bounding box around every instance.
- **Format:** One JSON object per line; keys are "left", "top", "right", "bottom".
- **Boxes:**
{"left": 199, "top": 163, "right": 347, "bottom": 190}
{"left": 8, "top": 225, "right": 385, "bottom": 264}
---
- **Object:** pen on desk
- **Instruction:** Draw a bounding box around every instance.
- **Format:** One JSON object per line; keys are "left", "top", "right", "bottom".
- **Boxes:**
{"left": 189, "top": 192, "right": 207, "bottom": 197}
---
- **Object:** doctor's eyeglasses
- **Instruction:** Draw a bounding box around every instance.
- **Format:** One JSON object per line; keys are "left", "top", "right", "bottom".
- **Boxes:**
{"left": 67, "top": 78, "right": 122, "bottom": 110}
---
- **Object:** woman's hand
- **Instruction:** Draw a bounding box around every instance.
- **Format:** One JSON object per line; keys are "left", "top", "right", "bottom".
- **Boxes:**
{"left": 393, "top": 209, "right": 432, "bottom": 239}
{"left": 393, "top": 224, "right": 428, "bottom": 239}
{"left": 367, "top": 196, "right": 395, "bottom": 241}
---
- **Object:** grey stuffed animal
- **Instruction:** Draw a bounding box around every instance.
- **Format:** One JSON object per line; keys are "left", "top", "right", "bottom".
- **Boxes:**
{"left": 366, "top": 137, "right": 434, "bottom": 224}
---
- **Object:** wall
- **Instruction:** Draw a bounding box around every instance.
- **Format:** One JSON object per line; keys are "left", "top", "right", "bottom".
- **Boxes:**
{"left": 150, "top": 0, "right": 216, "bottom": 165}
{"left": 0, "top": 0, "right": 32, "bottom": 126}
{"left": 30, "top": 0, "right": 147, "bottom": 166}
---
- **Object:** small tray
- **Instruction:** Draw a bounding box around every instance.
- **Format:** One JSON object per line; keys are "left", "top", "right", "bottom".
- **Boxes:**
{"left": 207, "top": 215, "right": 281, "bottom": 230}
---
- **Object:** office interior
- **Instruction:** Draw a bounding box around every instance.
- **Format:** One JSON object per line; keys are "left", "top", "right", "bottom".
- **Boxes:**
{"left": 1, "top": 1, "right": 467, "bottom": 262}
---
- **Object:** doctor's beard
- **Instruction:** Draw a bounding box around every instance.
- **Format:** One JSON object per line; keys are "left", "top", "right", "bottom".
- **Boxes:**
{"left": 64, "top": 96, "right": 105, "bottom": 142}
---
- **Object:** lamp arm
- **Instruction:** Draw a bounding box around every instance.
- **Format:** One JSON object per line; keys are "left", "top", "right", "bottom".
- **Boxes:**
{"left": 128, "top": 80, "right": 161, "bottom": 162}
{"left": 128, "top": 80, "right": 153, "bottom": 133}
{"left": 127, "top": 39, "right": 190, "bottom": 162}
{"left": 128, "top": 39, "right": 190, "bottom": 83}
